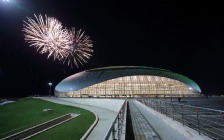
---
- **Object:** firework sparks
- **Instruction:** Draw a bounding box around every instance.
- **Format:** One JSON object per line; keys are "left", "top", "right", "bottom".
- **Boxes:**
{"left": 23, "top": 14, "right": 72, "bottom": 60}
{"left": 64, "top": 28, "right": 93, "bottom": 68}
{"left": 23, "top": 14, "right": 93, "bottom": 68}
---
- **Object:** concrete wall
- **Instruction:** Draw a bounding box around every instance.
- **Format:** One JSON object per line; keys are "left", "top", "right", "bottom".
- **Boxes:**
{"left": 59, "top": 98, "right": 125, "bottom": 113}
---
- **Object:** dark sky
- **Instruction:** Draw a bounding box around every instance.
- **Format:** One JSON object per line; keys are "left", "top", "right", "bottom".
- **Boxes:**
{"left": 0, "top": 0, "right": 224, "bottom": 97}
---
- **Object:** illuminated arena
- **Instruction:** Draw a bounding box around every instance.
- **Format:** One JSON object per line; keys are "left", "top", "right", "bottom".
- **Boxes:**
{"left": 55, "top": 66, "right": 201, "bottom": 97}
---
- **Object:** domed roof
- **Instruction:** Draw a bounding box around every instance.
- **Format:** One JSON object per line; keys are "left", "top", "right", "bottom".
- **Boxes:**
{"left": 55, "top": 66, "right": 201, "bottom": 93}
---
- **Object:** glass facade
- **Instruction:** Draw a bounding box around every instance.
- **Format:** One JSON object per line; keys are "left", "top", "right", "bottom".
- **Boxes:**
{"left": 55, "top": 75, "right": 199, "bottom": 97}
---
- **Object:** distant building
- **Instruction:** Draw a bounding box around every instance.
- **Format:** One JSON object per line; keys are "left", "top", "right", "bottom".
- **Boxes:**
{"left": 55, "top": 66, "right": 201, "bottom": 97}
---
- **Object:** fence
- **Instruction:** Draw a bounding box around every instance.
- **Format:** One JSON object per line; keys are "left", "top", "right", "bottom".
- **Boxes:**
{"left": 103, "top": 100, "right": 127, "bottom": 140}
{"left": 104, "top": 101, "right": 127, "bottom": 140}
{"left": 142, "top": 99, "right": 224, "bottom": 140}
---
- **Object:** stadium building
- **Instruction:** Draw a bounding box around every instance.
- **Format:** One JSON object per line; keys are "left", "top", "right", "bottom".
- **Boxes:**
{"left": 55, "top": 66, "right": 201, "bottom": 97}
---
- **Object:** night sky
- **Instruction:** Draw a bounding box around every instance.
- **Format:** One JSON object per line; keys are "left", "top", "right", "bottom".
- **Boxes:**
{"left": 0, "top": 0, "right": 224, "bottom": 97}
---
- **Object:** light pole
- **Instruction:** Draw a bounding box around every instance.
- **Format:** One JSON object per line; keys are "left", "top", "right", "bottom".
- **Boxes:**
{"left": 189, "top": 87, "right": 192, "bottom": 97}
{"left": 48, "top": 82, "right": 52, "bottom": 96}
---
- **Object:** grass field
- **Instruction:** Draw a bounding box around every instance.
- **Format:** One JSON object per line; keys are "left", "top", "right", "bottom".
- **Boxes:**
{"left": 0, "top": 98, "right": 95, "bottom": 139}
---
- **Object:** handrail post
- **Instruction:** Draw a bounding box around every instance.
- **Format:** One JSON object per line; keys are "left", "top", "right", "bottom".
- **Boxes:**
{"left": 196, "top": 107, "right": 200, "bottom": 135}
{"left": 152, "top": 100, "right": 154, "bottom": 109}
{"left": 112, "top": 122, "right": 116, "bottom": 140}
{"left": 117, "top": 112, "right": 120, "bottom": 139}
{"left": 153, "top": 100, "right": 155, "bottom": 110}
{"left": 222, "top": 112, "right": 224, "bottom": 120}
{"left": 172, "top": 103, "right": 174, "bottom": 121}
{"left": 165, "top": 102, "right": 167, "bottom": 117}
{"left": 159, "top": 101, "right": 162, "bottom": 113}
{"left": 181, "top": 105, "right": 184, "bottom": 126}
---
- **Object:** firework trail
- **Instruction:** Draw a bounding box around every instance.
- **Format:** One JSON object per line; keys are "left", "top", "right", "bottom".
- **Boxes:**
{"left": 23, "top": 14, "right": 93, "bottom": 68}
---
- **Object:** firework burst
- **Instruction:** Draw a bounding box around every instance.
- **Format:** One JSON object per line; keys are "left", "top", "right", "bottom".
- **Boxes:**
{"left": 23, "top": 14, "right": 93, "bottom": 68}
{"left": 64, "top": 28, "right": 93, "bottom": 68}
{"left": 23, "top": 14, "right": 72, "bottom": 60}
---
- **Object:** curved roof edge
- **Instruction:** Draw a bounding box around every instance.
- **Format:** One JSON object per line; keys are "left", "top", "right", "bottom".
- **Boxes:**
{"left": 55, "top": 66, "right": 201, "bottom": 93}
{"left": 87, "top": 66, "right": 172, "bottom": 72}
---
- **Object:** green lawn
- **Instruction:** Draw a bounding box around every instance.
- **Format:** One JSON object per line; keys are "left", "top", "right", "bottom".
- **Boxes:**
{"left": 0, "top": 98, "right": 95, "bottom": 139}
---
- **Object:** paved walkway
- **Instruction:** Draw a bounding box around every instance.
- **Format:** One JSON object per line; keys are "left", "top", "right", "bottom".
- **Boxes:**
{"left": 133, "top": 100, "right": 211, "bottom": 140}
{"left": 39, "top": 97, "right": 117, "bottom": 140}
{"left": 129, "top": 100, "right": 160, "bottom": 140}
{"left": 130, "top": 100, "right": 190, "bottom": 140}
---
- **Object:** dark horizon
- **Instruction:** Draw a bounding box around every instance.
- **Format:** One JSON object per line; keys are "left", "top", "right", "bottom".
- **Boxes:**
{"left": 1, "top": 0, "right": 224, "bottom": 97}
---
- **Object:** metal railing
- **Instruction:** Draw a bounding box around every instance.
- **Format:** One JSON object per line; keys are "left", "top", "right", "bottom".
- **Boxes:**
{"left": 142, "top": 99, "right": 224, "bottom": 140}
{"left": 103, "top": 100, "right": 127, "bottom": 140}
